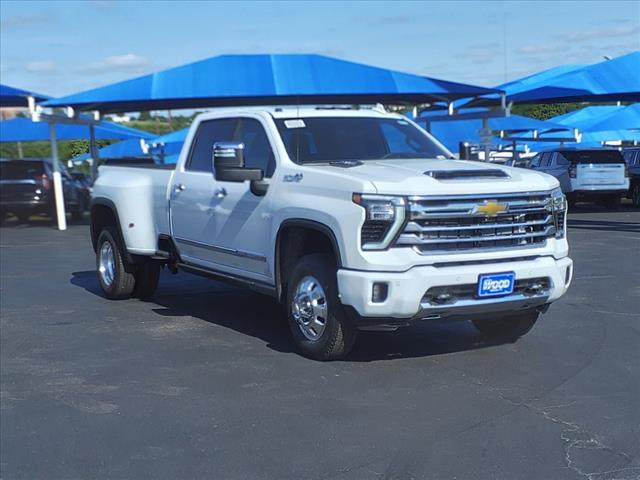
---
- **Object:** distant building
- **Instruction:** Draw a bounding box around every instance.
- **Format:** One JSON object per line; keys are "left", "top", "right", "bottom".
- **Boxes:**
{"left": 109, "top": 115, "right": 132, "bottom": 123}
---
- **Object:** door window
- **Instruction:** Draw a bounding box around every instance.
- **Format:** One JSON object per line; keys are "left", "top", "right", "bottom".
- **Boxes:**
{"left": 530, "top": 154, "right": 541, "bottom": 168}
{"left": 186, "top": 119, "right": 237, "bottom": 172}
{"left": 235, "top": 118, "right": 276, "bottom": 178}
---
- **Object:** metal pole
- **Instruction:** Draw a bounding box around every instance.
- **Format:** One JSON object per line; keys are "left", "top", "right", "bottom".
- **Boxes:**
{"left": 48, "top": 123, "right": 67, "bottom": 231}
{"left": 89, "top": 124, "right": 100, "bottom": 183}
{"left": 481, "top": 117, "right": 491, "bottom": 162}
{"left": 17, "top": 141, "right": 23, "bottom": 159}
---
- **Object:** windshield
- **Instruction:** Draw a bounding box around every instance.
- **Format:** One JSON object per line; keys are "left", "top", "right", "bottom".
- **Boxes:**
{"left": 275, "top": 116, "right": 451, "bottom": 163}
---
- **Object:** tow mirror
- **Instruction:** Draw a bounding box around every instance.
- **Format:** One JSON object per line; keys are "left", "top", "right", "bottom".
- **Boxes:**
{"left": 212, "top": 142, "right": 263, "bottom": 183}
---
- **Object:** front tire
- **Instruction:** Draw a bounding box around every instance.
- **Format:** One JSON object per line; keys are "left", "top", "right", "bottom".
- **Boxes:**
{"left": 472, "top": 310, "right": 539, "bottom": 341}
{"left": 96, "top": 227, "right": 136, "bottom": 300}
{"left": 286, "top": 254, "right": 356, "bottom": 361}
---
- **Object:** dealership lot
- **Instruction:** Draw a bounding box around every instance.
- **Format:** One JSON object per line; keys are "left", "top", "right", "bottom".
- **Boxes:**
{"left": 1, "top": 207, "right": 639, "bottom": 480}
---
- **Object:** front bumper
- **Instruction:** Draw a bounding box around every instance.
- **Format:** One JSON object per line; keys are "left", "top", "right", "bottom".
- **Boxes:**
{"left": 337, "top": 256, "right": 573, "bottom": 324}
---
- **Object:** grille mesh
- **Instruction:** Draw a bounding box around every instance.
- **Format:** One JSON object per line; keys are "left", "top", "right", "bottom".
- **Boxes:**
{"left": 397, "top": 192, "right": 557, "bottom": 254}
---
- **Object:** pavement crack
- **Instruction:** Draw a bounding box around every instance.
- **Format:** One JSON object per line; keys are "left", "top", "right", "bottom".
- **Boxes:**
{"left": 468, "top": 377, "right": 637, "bottom": 480}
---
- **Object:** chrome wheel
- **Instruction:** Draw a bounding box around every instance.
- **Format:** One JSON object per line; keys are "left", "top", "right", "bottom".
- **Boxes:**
{"left": 98, "top": 241, "right": 116, "bottom": 287}
{"left": 291, "top": 275, "right": 328, "bottom": 341}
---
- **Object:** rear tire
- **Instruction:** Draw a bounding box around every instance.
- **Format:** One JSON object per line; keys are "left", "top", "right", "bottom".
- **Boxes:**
{"left": 632, "top": 183, "right": 640, "bottom": 208}
{"left": 133, "top": 260, "right": 161, "bottom": 299}
{"left": 96, "top": 227, "right": 136, "bottom": 300}
{"left": 472, "top": 310, "right": 539, "bottom": 341}
{"left": 15, "top": 212, "right": 30, "bottom": 223}
{"left": 286, "top": 254, "right": 357, "bottom": 361}
{"left": 71, "top": 199, "right": 85, "bottom": 222}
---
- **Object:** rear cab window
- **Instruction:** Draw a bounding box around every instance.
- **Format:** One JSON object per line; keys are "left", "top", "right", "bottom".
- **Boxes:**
{"left": 560, "top": 150, "right": 625, "bottom": 165}
{"left": 0, "top": 161, "right": 46, "bottom": 180}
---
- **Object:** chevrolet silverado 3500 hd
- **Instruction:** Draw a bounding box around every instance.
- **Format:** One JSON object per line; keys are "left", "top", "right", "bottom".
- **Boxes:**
{"left": 91, "top": 107, "right": 573, "bottom": 360}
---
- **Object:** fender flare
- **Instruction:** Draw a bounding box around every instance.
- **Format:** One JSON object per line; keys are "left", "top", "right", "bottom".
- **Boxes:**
{"left": 274, "top": 218, "right": 343, "bottom": 300}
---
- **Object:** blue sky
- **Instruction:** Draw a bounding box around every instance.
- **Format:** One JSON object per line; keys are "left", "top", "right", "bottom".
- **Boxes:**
{"left": 1, "top": 0, "right": 639, "bottom": 99}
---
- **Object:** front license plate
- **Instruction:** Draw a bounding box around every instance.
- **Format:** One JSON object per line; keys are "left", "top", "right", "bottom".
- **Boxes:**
{"left": 477, "top": 272, "right": 515, "bottom": 298}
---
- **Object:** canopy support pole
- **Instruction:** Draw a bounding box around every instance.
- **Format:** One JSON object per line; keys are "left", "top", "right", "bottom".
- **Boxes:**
{"left": 89, "top": 124, "right": 100, "bottom": 182}
{"left": 480, "top": 116, "right": 491, "bottom": 162}
{"left": 17, "top": 142, "right": 23, "bottom": 159}
{"left": 48, "top": 123, "right": 67, "bottom": 231}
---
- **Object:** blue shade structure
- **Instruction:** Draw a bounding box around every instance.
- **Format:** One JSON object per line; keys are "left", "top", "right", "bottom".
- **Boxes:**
{"left": 468, "top": 52, "right": 640, "bottom": 106}
{"left": 0, "top": 84, "right": 50, "bottom": 107}
{"left": 42, "top": 54, "right": 501, "bottom": 113}
{"left": 0, "top": 117, "right": 155, "bottom": 143}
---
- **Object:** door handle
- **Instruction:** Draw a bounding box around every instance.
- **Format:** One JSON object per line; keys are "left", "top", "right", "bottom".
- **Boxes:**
{"left": 214, "top": 187, "right": 227, "bottom": 199}
{"left": 174, "top": 183, "right": 186, "bottom": 192}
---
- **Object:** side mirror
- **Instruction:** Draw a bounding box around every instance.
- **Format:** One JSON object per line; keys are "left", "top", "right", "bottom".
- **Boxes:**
{"left": 212, "top": 142, "right": 263, "bottom": 183}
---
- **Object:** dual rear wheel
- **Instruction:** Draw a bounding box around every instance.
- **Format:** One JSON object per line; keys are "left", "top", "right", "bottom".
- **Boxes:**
{"left": 96, "top": 227, "right": 160, "bottom": 300}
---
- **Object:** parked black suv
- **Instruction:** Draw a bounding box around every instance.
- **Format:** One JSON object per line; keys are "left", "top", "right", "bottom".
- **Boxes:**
{"left": 623, "top": 147, "right": 640, "bottom": 207}
{"left": 0, "top": 159, "right": 87, "bottom": 222}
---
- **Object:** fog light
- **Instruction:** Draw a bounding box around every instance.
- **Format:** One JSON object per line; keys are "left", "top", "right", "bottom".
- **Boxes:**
{"left": 372, "top": 282, "right": 388, "bottom": 303}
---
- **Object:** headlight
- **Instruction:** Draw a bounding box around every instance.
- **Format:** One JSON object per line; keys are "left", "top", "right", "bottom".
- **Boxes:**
{"left": 550, "top": 187, "right": 567, "bottom": 239}
{"left": 352, "top": 194, "right": 406, "bottom": 250}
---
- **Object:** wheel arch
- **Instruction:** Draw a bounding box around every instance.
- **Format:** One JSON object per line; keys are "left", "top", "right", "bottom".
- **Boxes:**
{"left": 275, "top": 219, "right": 343, "bottom": 302}
{"left": 90, "top": 197, "right": 127, "bottom": 256}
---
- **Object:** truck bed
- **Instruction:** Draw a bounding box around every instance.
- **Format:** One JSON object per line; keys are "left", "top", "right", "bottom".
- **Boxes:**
{"left": 93, "top": 165, "right": 175, "bottom": 254}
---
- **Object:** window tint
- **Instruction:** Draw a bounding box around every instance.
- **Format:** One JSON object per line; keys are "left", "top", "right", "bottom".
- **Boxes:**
{"left": 274, "top": 117, "right": 450, "bottom": 163}
{"left": 0, "top": 160, "right": 45, "bottom": 179}
{"left": 529, "top": 154, "right": 541, "bottom": 167}
{"left": 540, "top": 152, "right": 552, "bottom": 167}
{"left": 561, "top": 149, "right": 624, "bottom": 164}
{"left": 187, "top": 118, "right": 237, "bottom": 172}
{"left": 235, "top": 118, "right": 276, "bottom": 178}
{"left": 556, "top": 153, "right": 570, "bottom": 166}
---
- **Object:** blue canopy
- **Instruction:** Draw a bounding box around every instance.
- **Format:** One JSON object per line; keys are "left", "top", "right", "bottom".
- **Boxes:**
{"left": 0, "top": 84, "right": 50, "bottom": 107}
{"left": 548, "top": 105, "right": 623, "bottom": 127}
{"left": 43, "top": 54, "right": 501, "bottom": 113}
{"left": 413, "top": 109, "right": 570, "bottom": 151}
{"left": 0, "top": 117, "right": 155, "bottom": 143}
{"left": 469, "top": 52, "right": 639, "bottom": 106}
{"left": 151, "top": 127, "right": 188, "bottom": 145}
{"left": 579, "top": 104, "right": 640, "bottom": 132}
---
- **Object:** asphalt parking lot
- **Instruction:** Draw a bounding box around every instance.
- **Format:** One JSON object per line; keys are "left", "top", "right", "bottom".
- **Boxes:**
{"left": 1, "top": 206, "right": 639, "bottom": 480}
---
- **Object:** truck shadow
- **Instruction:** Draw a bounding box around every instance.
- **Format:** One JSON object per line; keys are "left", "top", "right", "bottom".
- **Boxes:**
{"left": 71, "top": 270, "right": 507, "bottom": 362}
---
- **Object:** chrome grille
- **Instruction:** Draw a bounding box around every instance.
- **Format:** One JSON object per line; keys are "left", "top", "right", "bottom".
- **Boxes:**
{"left": 397, "top": 192, "right": 556, "bottom": 254}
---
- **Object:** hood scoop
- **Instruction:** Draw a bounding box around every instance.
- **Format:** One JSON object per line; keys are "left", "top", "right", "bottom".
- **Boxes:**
{"left": 424, "top": 169, "right": 510, "bottom": 180}
{"left": 330, "top": 160, "right": 363, "bottom": 168}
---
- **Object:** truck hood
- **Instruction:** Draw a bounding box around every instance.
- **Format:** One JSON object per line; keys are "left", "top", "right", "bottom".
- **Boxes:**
{"left": 321, "top": 158, "right": 559, "bottom": 195}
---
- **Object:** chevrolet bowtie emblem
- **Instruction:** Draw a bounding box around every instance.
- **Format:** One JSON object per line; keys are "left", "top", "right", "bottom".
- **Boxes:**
{"left": 473, "top": 201, "right": 508, "bottom": 217}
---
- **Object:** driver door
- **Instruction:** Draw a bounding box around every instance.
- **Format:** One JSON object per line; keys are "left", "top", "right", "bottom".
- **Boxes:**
{"left": 170, "top": 116, "right": 276, "bottom": 283}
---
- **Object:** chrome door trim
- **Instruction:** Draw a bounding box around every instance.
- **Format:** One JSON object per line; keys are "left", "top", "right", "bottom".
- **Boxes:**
{"left": 175, "top": 236, "right": 267, "bottom": 263}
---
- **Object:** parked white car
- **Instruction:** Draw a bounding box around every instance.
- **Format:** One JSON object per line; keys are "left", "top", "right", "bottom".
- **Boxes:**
{"left": 90, "top": 107, "right": 573, "bottom": 360}
{"left": 526, "top": 148, "right": 629, "bottom": 208}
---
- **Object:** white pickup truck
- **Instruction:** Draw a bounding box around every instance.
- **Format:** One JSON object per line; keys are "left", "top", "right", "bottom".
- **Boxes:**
{"left": 91, "top": 107, "right": 573, "bottom": 360}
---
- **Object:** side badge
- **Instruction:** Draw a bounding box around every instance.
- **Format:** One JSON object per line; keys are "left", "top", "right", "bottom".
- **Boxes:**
{"left": 283, "top": 173, "right": 303, "bottom": 183}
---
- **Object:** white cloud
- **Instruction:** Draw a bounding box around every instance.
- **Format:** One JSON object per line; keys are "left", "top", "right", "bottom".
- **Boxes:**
{"left": 77, "top": 54, "right": 149, "bottom": 74}
{"left": 25, "top": 60, "right": 56, "bottom": 73}
{"left": 559, "top": 25, "right": 640, "bottom": 42}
